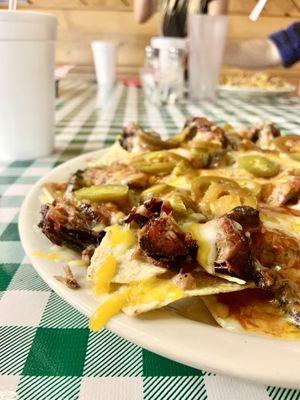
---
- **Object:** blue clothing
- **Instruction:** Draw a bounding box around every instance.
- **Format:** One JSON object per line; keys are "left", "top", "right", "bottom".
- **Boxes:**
{"left": 269, "top": 22, "right": 300, "bottom": 67}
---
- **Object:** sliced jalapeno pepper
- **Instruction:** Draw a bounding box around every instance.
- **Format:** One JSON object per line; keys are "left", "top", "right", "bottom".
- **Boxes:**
{"left": 191, "top": 175, "right": 239, "bottom": 200}
{"left": 132, "top": 161, "right": 176, "bottom": 174}
{"left": 75, "top": 184, "right": 129, "bottom": 202}
{"left": 238, "top": 155, "right": 279, "bottom": 178}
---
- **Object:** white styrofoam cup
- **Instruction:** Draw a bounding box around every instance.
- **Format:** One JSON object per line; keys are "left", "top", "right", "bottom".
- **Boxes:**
{"left": 91, "top": 41, "right": 118, "bottom": 88}
{"left": 0, "top": 11, "right": 57, "bottom": 160}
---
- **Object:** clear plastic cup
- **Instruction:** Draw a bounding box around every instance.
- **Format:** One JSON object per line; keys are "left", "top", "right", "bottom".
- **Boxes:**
{"left": 0, "top": 11, "right": 57, "bottom": 160}
{"left": 91, "top": 41, "right": 118, "bottom": 89}
{"left": 188, "top": 14, "right": 228, "bottom": 101}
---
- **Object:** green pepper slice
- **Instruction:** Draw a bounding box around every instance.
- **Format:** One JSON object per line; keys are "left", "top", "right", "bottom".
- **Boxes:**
{"left": 191, "top": 175, "right": 239, "bottom": 199}
{"left": 75, "top": 184, "right": 129, "bottom": 202}
{"left": 238, "top": 155, "right": 279, "bottom": 178}
{"left": 132, "top": 161, "right": 176, "bottom": 174}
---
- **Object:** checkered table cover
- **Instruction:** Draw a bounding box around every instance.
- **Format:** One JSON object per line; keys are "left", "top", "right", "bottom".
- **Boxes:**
{"left": 1, "top": 79, "right": 300, "bottom": 400}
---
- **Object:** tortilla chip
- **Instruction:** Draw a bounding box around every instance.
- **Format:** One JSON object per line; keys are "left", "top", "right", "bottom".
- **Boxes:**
{"left": 123, "top": 271, "right": 253, "bottom": 316}
{"left": 203, "top": 290, "right": 300, "bottom": 339}
{"left": 88, "top": 227, "right": 166, "bottom": 284}
{"left": 91, "top": 141, "right": 132, "bottom": 167}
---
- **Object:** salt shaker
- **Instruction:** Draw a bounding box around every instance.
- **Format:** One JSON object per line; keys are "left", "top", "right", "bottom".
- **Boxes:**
{"left": 168, "top": 47, "right": 185, "bottom": 103}
{"left": 140, "top": 46, "right": 160, "bottom": 103}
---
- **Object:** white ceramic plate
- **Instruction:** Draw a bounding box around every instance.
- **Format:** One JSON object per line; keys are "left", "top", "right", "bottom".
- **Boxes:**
{"left": 19, "top": 149, "right": 300, "bottom": 389}
{"left": 218, "top": 85, "right": 296, "bottom": 96}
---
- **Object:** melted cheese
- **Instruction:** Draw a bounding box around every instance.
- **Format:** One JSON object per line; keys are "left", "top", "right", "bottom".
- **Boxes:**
{"left": 88, "top": 225, "right": 137, "bottom": 285}
{"left": 128, "top": 277, "right": 184, "bottom": 306}
{"left": 184, "top": 222, "right": 218, "bottom": 273}
{"left": 33, "top": 250, "right": 65, "bottom": 262}
{"left": 89, "top": 277, "right": 184, "bottom": 330}
{"left": 109, "top": 225, "right": 136, "bottom": 248}
{"left": 89, "top": 288, "right": 129, "bottom": 331}
{"left": 93, "top": 255, "right": 117, "bottom": 295}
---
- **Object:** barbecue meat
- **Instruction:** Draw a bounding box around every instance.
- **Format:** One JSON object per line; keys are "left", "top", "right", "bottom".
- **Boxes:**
{"left": 124, "top": 198, "right": 172, "bottom": 227}
{"left": 226, "top": 206, "right": 261, "bottom": 233}
{"left": 83, "top": 163, "right": 152, "bottom": 189}
{"left": 39, "top": 200, "right": 107, "bottom": 252}
{"left": 139, "top": 212, "right": 198, "bottom": 272}
{"left": 251, "top": 228, "right": 300, "bottom": 270}
{"left": 184, "top": 116, "right": 229, "bottom": 148}
{"left": 214, "top": 216, "right": 254, "bottom": 280}
{"left": 268, "top": 177, "right": 300, "bottom": 207}
{"left": 252, "top": 228, "right": 300, "bottom": 327}
{"left": 119, "top": 122, "right": 142, "bottom": 151}
{"left": 240, "top": 122, "right": 281, "bottom": 149}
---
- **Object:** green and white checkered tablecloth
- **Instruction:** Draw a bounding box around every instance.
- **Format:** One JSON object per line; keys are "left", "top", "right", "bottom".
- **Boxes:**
{"left": 1, "top": 79, "right": 300, "bottom": 400}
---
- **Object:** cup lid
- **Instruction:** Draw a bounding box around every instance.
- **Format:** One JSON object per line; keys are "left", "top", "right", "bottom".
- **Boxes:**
{"left": 0, "top": 10, "right": 57, "bottom": 41}
{"left": 91, "top": 40, "right": 119, "bottom": 48}
{"left": 151, "top": 37, "right": 186, "bottom": 50}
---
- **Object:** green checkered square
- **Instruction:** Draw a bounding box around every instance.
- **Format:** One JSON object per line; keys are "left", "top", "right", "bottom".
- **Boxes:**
{"left": 83, "top": 329, "right": 142, "bottom": 377}
{"left": 8, "top": 161, "right": 34, "bottom": 168}
{"left": 0, "top": 223, "right": 20, "bottom": 241}
{"left": 267, "top": 386, "right": 300, "bottom": 400}
{"left": 40, "top": 292, "right": 87, "bottom": 328}
{"left": 0, "top": 263, "right": 19, "bottom": 290}
{"left": 17, "top": 376, "right": 82, "bottom": 400}
{"left": 8, "top": 264, "right": 49, "bottom": 292}
{"left": 0, "top": 185, "right": 10, "bottom": 196}
{"left": 23, "top": 328, "right": 89, "bottom": 376}
{"left": 0, "top": 242, "right": 25, "bottom": 263}
{"left": 0, "top": 196, "right": 24, "bottom": 207}
{"left": 0, "top": 327, "right": 37, "bottom": 374}
{"left": 0, "top": 176, "right": 19, "bottom": 185}
{"left": 143, "top": 350, "right": 203, "bottom": 377}
{"left": 143, "top": 376, "right": 206, "bottom": 400}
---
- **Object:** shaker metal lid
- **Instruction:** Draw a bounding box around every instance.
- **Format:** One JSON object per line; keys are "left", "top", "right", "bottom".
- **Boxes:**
{"left": 0, "top": 10, "right": 57, "bottom": 41}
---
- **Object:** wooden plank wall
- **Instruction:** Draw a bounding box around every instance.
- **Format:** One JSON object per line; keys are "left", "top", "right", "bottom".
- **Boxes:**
{"left": 2, "top": 1, "right": 300, "bottom": 82}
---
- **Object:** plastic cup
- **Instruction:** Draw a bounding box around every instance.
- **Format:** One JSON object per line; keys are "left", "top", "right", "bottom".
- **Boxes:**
{"left": 91, "top": 41, "right": 118, "bottom": 88}
{"left": 0, "top": 11, "right": 57, "bottom": 160}
{"left": 188, "top": 14, "right": 228, "bottom": 101}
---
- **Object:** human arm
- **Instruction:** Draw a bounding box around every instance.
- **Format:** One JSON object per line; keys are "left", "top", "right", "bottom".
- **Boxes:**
{"left": 223, "top": 39, "right": 281, "bottom": 69}
{"left": 223, "top": 22, "right": 300, "bottom": 69}
{"left": 207, "top": 0, "right": 229, "bottom": 16}
{"left": 133, "top": 0, "right": 157, "bottom": 23}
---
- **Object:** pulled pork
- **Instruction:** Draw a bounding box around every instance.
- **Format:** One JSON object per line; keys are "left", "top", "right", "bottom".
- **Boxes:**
{"left": 54, "top": 265, "right": 80, "bottom": 289}
{"left": 139, "top": 213, "right": 198, "bottom": 272}
{"left": 251, "top": 228, "right": 300, "bottom": 327}
{"left": 119, "top": 123, "right": 174, "bottom": 152}
{"left": 226, "top": 206, "right": 261, "bottom": 233}
{"left": 82, "top": 163, "right": 152, "bottom": 189}
{"left": 119, "top": 122, "right": 142, "bottom": 151}
{"left": 124, "top": 197, "right": 172, "bottom": 227}
{"left": 39, "top": 200, "right": 108, "bottom": 252}
{"left": 65, "top": 169, "right": 85, "bottom": 198}
{"left": 184, "top": 116, "right": 229, "bottom": 148}
{"left": 251, "top": 228, "right": 300, "bottom": 270}
{"left": 267, "top": 177, "right": 300, "bottom": 207}
{"left": 214, "top": 216, "right": 254, "bottom": 280}
{"left": 126, "top": 198, "right": 198, "bottom": 272}
{"left": 240, "top": 122, "right": 281, "bottom": 149}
